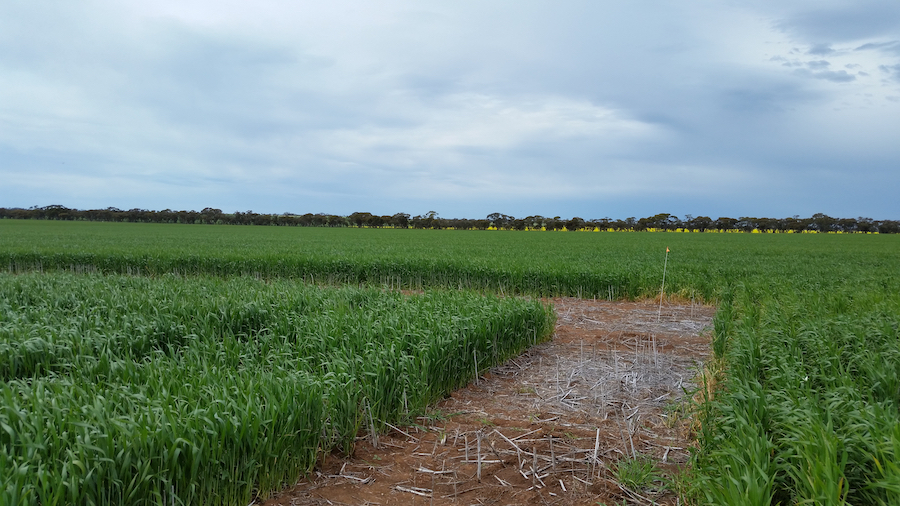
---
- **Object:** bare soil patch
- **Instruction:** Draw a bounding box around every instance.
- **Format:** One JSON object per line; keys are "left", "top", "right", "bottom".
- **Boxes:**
{"left": 263, "top": 298, "right": 715, "bottom": 506}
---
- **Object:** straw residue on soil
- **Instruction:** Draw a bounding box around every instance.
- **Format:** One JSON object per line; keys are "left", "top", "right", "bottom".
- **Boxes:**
{"left": 263, "top": 298, "right": 715, "bottom": 506}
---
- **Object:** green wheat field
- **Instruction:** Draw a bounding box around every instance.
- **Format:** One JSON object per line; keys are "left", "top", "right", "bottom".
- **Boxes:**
{"left": 1, "top": 220, "right": 898, "bottom": 505}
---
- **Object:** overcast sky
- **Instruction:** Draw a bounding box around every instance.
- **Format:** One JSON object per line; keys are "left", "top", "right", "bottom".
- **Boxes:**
{"left": 1, "top": 1, "right": 898, "bottom": 220}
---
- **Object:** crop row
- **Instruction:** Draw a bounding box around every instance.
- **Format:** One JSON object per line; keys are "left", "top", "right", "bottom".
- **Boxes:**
{"left": 0, "top": 272, "right": 555, "bottom": 505}
{"left": 691, "top": 284, "right": 900, "bottom": 505}
{"left": 5, "top": 220, "right": 899, "bottom": 303}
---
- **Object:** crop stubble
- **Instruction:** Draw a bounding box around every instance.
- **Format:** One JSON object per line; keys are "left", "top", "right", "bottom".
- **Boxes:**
{"left": 264, "top": 298, "right": 715, "bottom": 506}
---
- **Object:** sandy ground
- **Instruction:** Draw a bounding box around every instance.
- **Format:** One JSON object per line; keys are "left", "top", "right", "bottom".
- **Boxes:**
{"left": 262, "top": 298, "right": 715, "bottom": 506}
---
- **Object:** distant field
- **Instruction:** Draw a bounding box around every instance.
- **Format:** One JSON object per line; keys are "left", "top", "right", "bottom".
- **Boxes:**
{"left": 1, "top": 220, "right": 899, "bottom": 505}
{"left": 2, "top": 219, "right": 897, "bottom": 301}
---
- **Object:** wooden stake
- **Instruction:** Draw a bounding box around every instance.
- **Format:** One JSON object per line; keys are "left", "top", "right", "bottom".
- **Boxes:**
{"left": 550, "top": 434, "right": 555, "bottom": 468}
{"left": 691, "top": 289, "right": 695, "bottom": 320}
{"left": 465, "top": 434, "right": 469, "bottom": 462}
{"left": 477, "top": 431, "right": 482, "bottom": 482}
{"left": 623, "top": 408, "right": 635, "bottom": 458}
{"left": 556, "top": 357, "right": 561, "bottom": 393}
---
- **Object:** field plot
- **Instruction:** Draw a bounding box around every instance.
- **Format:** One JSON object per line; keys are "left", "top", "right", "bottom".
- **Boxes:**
{"left": 266, "top": 298, "right": 716, "bottom": 505}
{"left": 694, "top": 286, "right": 900, "bottom": 505}
{"left": 0, "top": 272, "right": 553, "bottom": 506}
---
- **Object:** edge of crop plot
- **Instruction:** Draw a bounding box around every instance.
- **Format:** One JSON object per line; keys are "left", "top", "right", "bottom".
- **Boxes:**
{"left": 0, "top": 272, "right": 555, "bottom": 506}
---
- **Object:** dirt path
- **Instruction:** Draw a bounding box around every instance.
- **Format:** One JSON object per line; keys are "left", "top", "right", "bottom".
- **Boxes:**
{"left": 263, "top": 298, "right": 715, "bottom": 506}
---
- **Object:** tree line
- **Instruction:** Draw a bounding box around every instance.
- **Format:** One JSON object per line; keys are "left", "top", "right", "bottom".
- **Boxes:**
{"left": 1, "top": 206, "right": 898, "bottom": 233}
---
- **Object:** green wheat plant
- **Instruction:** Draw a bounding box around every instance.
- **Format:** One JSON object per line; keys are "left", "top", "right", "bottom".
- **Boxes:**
{"left": 0, "top": 271, "right": 554, "bottom": 505}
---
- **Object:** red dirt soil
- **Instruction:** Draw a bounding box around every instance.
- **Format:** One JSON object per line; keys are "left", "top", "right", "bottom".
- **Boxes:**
{"left": 261, "top": 298, "right": 715, "bottom": 506}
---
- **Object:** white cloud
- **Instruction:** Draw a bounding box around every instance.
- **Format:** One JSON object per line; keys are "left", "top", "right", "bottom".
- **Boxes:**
{"left": 318, "top": 94, "right": 658, "bottom": 159}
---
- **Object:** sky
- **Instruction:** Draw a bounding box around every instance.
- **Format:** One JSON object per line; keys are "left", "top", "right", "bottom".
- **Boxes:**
{"left": 1, "top": 1, "right": 899, "bottom": 220}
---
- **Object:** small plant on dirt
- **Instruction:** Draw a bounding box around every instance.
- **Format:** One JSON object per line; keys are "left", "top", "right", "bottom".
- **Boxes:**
{"left": 664, "top": 468, "right": 695, "bottom": 504}
{"left": 414, "top": 408, "right": 461, "bottom": 425}
{"left": 615, "top": 453, "right": 660, "bottom": 491}
{"left": 662, "top": 389, "right": 698, "bottom": 428}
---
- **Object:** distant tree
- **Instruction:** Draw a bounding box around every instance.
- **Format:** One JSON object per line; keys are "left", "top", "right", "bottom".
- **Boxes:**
{"left": 487, "top": 213, "right": 513, "bottom": 229}
{"left": 545, "top": 217, "right": 564, "bottom": 231}
{"left": 737, "top": 217, "right": 757, "bottom": 232}
{"left": 123, "top": 208, "right": 148, "bottom": 223}
{"left": 41, "top": 205, "right": 72, "bottom": 220}
{"left": 608, "top": 219, "right": 626, "bottom": 231}
{"left": 524, "top": 215, "right": 546, "bottom": 229}
{"left": 410, "top": 211, "right": 442, "bottom": 229}
{"left": 634, "top": 213, "right": 674, "bottom": 231}
{"left": 716, "top": 217, "right": 738, "bottom": 231}
{"left": 782, "top": 216, "right": 807, "bottom": 233}
{"left": 298, "top": 213, "right": 318, "bottom": 226}
{"left": 327, "top": 215, "right": 348, "bottom": 227}
{"left": 510, "top": 218, "right": 527, "bottom": 230}
{"left": 664, "top": 214, "right": 683, "bottom": 230}
{"left": 565, "top": 217, "right": 585, "bottom": 231}
{"left": 349, "top": 212, "right": 374, "bottom": 227}
{"left": 836, "top": 218, "right": 858, "bottom": 233}
{"left": 621, "top": 217, "right": 637, "bottom": 230}
{"left": 276, "top": 213, "right": 298, "bottom": 226}
{"left": 200, "top": 208, "right": 223, "bottom": 224}
{"left": 251, "top": 213, "right": 273, "bottom": 226}
{"left": 810, "top": 213, "right": 836, "bottom": 232}
{"left": 390, "top": 213, "right": 410, "bottom": 228}
{"left": 857, "top": 217, "right": 875, "bottom": 233}
{"left": 590, "top": 217, "right": 611, "bottom": 230}
{"left": 687, "top": 216, "right": 713, "bottom": 232}
{"left": 878, "top": 220, "right": 900, "bottom": 234}
{"left": 756, "top": 218, "right": 778, "bottom": 232}
{"left": 3, "top": 207, "right": 898, "bottom": 234}
{"left": 471, "top": 219, "right": 490, "bottom": 230}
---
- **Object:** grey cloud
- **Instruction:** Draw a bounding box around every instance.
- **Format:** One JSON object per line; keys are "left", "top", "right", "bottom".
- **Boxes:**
{"left": 777, "top": 2, "right": 900, "bottom": 41}
{"left": 807, "top": 43, "right": 834, "bottom": 55}
{"left": 816, "top": 70, "right": 856, "bottom": 82}
{"left": 794, "top": 69, "right": 856, "bottom": 82}
{"left": 121, "top": 25, "right": 342, "bottom": 135}
{"left": 807, "top": 60, "right": 830, "bottom": 70}
{"left": 718, "top": 86, "right": 800, "bottom": 114}
{"left": 770, "top": 56, "right": 803, "bottom": 68}
{"left": 880, "top": 64, "right": 900, "bottom": 81}
{"left": 855, "top": 41, "right": 900, "bottom": 55}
